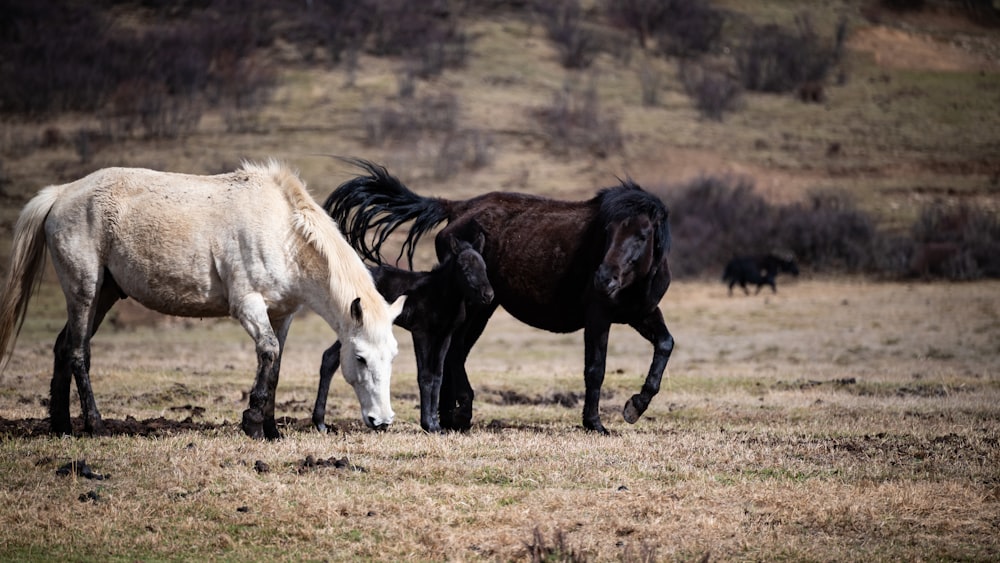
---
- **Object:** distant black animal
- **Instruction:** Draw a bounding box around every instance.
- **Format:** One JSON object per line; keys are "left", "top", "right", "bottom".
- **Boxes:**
{"left": 722, "top": 253, "right": 799, "bottom": 296}
{"left": 324, "top": 158, "right": 674, "bottom": 435}
{"left": 312, "top": 234, "right": 494, "bottom": 434}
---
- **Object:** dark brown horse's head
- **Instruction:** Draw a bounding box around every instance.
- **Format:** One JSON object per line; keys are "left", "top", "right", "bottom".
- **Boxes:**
{"left": 449, "top": 231, "right": 494, "bottom": 306}
{"left": 592, "top": 181, "right": 670, "bottom": 301}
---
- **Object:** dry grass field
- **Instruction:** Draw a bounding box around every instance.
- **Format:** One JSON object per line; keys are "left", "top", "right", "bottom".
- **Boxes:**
{"left": 0, "top": 278, "right": 997, "bottom": 561}
{"left": 1, "top": 1, "right": 999, "bottom": 560}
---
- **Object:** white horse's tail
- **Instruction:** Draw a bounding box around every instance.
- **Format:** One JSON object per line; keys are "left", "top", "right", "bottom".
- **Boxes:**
{"left": 0, "top": 185, "right": 61, "bottom": 370}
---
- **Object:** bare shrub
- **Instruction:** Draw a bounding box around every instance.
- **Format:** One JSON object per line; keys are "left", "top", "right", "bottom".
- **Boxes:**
{"left": 362, "top": 93, "right": 460, "bottom": 146}
{"left": 358, "top": 0, "right": 469, "bottom": 77}
{"left": 735, "top": 15, "right": 838, "bottom": 94}
{"left": 638, "top": 60, "right": 664, "bottom": 106}
{"left": 0, "top": 0, "right": 268, "bottom": 133}
{"left": 662, "top": 174, "right": 770, "bottom": 277}
{"left": 433, "top": 129, "right": 495, "bottom": 180}
{"left": 603, "top": 0, "right": 672, "bottom": 48}
{"left": 533, "top": 79, "right": 623, "bottom": 157}
{"left": 653, "top": 0, "right": 724, "bottom": 57}
{"left": 775, "top": 190, "right": 878, "bottom": 273}
{"left": 662, "top": 177, "right": 885, "bottom": 277}
{"left": 678, "top": 61, "right": 742, "bottom": 121}
{"left": 908, "top": 203, "right": 1000, "bottom": 279}
{"left": 537, "top": 0, "right": 601, "bottom": 69}
{"left": 605, "top": 0, "right": 722, "bottom": 55}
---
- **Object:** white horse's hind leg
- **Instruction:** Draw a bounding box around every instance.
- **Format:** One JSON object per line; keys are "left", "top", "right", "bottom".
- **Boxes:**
{"left": 235, "top": 293, "right": 285, "bottom": 440}
{"left": 49, "top": 271, "right": 123, "bottom": 435}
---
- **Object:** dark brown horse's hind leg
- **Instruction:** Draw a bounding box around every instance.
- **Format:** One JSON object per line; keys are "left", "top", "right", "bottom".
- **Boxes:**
{"left": 623, "top": 308, "right": 673, "bottom": 424}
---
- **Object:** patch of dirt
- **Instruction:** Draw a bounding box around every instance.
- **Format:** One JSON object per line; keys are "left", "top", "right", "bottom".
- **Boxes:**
{"left": 482, "top": 388, "right": 583, "bottom": 408}
{"left": 0, "top": 415, "right": 364, "bottom": 439}
{"left": 849, "top": 25, "right": 999, "bottom": 72}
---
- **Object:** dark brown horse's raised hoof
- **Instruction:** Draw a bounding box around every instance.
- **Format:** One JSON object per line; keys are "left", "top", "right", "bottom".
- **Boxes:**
{"left": 623, "top": 394, "right": 649, "bottom": 424}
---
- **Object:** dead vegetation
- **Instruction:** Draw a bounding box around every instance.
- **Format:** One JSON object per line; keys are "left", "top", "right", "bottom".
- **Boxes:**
{"left": 0, "top": 280, "right": 997, "bottom": 560}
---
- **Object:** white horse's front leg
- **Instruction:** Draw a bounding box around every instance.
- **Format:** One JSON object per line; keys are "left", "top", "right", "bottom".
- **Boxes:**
{"left": 235, "top": 294, "right": 283, "bottom": 440}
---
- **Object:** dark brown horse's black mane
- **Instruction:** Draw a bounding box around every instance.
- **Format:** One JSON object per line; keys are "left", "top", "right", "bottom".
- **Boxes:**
{"left": 594, "top": 180, "right": 671, "bottom": 260}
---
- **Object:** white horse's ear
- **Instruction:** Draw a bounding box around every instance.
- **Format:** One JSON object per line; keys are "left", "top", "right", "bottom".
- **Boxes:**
{"left": 350, "top": 297, "right": 363, "bottom": 324}
{"left": 388, "top": 295, "right": 406, "bottom": 321}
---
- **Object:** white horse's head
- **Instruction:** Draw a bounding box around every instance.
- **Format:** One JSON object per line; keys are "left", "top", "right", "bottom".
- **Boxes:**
{"left": 339, "top": 295, "right": 405, "bottom": 430}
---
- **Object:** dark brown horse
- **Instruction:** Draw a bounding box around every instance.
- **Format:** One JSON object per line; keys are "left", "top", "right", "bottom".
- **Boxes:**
{"left": 312, "top": 234, "right": 494, "bottom": 433}
{"left": 324, "top": 159, "right": 674, "bottom": 434}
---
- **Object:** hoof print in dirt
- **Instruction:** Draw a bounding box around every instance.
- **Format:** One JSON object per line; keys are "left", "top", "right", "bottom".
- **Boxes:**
{"left": 253, "top": 460, "right": 270, "bottom": 474}
{"left": 55, "top": 459, "right": 108, "bottom": 480}
{"left": 297, "top": 454, "right": 362, "bottom": 474}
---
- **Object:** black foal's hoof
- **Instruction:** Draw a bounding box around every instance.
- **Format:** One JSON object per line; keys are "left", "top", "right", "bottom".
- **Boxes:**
{"left": 583, "top": 419, "right": 611, "bottom": 435}
{"left": 50, "top": 419, "right": 73, "bottom": 437}
{"left": 263, "top": 419, "right": 282, "bottom": 441}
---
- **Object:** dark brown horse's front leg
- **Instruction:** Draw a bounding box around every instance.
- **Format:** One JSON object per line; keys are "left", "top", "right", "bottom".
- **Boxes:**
{"left": 623, "top": 308, "right": 673, "bottom": 424}
{"left": 582, "top": 317, "right": 612, "bottom": 434}
{"left": 312, "top": 341, "right": 342, "bottom": 432}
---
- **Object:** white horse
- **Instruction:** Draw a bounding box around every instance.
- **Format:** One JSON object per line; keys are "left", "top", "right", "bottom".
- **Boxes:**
{"left": 0, "top": 160, "right": 404, "bottom": 439}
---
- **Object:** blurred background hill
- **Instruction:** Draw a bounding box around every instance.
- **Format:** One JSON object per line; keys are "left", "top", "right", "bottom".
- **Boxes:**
{"left": 1, "top": 0, "right": 998, "bottom": 279}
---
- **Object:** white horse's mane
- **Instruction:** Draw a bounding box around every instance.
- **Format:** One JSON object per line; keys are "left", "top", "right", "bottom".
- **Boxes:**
{"left": 239, "top": 160, "right": 390, "bottom": 328}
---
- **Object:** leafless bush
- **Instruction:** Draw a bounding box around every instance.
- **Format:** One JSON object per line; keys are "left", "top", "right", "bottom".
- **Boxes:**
{"left": 775, "top": 190, "right": 878, "bottom": 273}
{"left": 735, "top": 15, "right": 838, "bottom": 94}
{"left": 605, "top": 0, "right": 722, "bottom": 55}
{"left": 362, "top": 93, "right": 460, "bottom": 146}
{"left": 908, "top": 203, "right": 1000, "bottom": 279}
{"left": 653, "top": 0, "right": 723, "bottom": 57}
{"left": 678, "top": 61, "right": 742, "bottom": 121}
{"left": 662, "top": 177, "right": 887, "bottom": 277}
{"left": 638, "top": 61, "right": 664, "bottom": 106}
{"left": 537, "top": 0, "right": 602, "bottom": 69}
{"left": 433, "top": 129, "right": 495, "bottom": 180}
{"left": 533, "top": 80, "right": 623, "bottom": 157}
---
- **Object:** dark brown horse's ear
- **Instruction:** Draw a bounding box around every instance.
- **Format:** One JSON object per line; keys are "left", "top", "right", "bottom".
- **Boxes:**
{"left": 448, "top": 234, "right": 462, "bottom": 255}
{"left": 350, "top": 297, "right": 363, "bottom": 324}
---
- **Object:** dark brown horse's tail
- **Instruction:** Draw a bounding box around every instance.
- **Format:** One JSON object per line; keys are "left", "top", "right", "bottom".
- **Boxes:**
{"left": 323, "top": 158, "right": 452, "bottom": 267}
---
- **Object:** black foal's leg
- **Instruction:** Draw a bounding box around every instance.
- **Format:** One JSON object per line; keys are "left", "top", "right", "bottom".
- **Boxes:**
{"left": 622, "top": 308, "right": 674, "bottom": 424}
{"left": 312, "top": 341, "right": 342, "bottom": 432}
{"left": 581, "top": 315, "right": 612, "bottom": 434}
{"left": 413, "top": 331, "right": 451, "bottom": 433}
{"left": 440, "top": 305, "right": 494, "bottom": 431}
